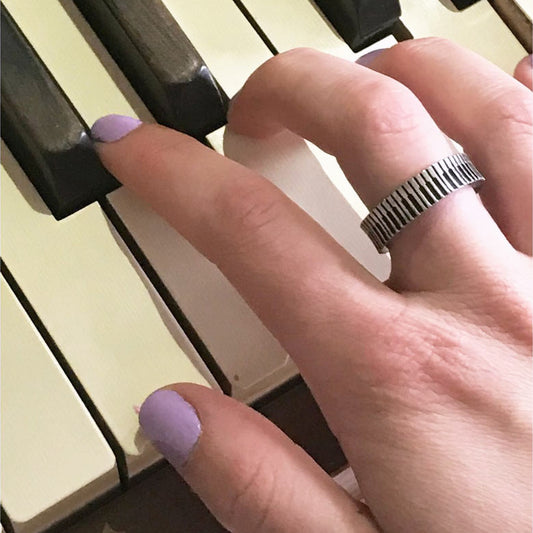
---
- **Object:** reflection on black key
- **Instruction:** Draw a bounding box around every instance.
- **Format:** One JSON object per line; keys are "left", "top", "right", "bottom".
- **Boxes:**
{"left": 313, "top": 0, "right": 401, "bottom": 51}
{"left": 73, "top": 0, "right": 228, "bottom": 138}
{"left": 1, "top": 7, "right": 119, "bottom": 219}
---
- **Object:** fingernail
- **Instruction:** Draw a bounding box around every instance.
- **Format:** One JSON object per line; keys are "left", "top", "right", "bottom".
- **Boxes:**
{"left": 356, "top": 48, "right": 386, "bottom": 67}
{"left": 91, "top": 114, "right": 142, "bottom": 143}
{"left": 138, "top": 389, "right": 201, "bottom": 470}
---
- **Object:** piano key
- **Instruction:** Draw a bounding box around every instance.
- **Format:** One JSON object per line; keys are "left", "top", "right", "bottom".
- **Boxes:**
{"left": 2, "top": 0, "right": 148, "bottom": 128}
{"left": 448, "top": 0, "right": 480, "bottom": 9}
{"left": 104, "top": 3, "right": 389, "bottom": 398}
{"left": 0, "top": 7, "right": 118, "bottom": 220}
{"left": 1, "top": 143, "right": 214, "bottom": 476}
{"left": 8, "top": 0, "right": 385, "bottom": 401}
{"left": 401, "top": 0, "right": 526, "bottom": 72}
{"left": 158, "top": 0, "right": 272, "bottom": 96}
{"left": 211, "top": 1, "right": 396, "bottom": 218}
{"left": 333, "top": 467, "right": 361, "bottom": 499}
{"left": 219, "top": 0, "right": 396, "bottom": 221}
{"left": 237, "top": 0, "right": 359, "bottom": 59}
{"left": 72, "top": 0, "right": 227, "bottom": 138}
{"left": 313, "top": 0, "right": 401, "bottom": 51}
{"left": 0, "top": 277, "right": 116, "bottom": 533}
{"left": 10, "top": 0, "right": 300, "bottom": 400}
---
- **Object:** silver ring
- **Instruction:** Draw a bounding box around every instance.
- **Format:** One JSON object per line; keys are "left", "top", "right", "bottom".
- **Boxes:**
{"left": 361, "top": 153, "right": 485, "bottom": 253}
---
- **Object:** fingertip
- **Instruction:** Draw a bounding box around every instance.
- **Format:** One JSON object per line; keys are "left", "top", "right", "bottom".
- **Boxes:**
{"left": 91, "top": 114, "right": 143, "bottom": 143}
{"left": 355, "top": 48, "right": 386, "bottom": 67}
{"left": 138, "top": 388, "right": 201, "bottom": 470}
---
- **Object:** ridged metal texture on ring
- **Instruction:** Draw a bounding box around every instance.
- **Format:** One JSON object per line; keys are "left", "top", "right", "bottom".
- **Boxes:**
{"left": 361, "top": 153, "right": 485, "bottom": 253}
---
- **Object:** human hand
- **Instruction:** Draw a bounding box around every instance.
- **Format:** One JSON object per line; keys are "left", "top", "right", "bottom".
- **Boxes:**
{"left": 91, "top": 38, "right": 532, "bottom": 533}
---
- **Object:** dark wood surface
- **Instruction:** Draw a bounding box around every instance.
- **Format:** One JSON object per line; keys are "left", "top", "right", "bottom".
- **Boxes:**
{"left": 54, "top": 379, "right": 345, "bottom": 533}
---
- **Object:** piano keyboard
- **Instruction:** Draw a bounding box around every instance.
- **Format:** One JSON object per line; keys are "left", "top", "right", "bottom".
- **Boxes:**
{"left": 1, "top": 1, "right": 529, "bottom": 531}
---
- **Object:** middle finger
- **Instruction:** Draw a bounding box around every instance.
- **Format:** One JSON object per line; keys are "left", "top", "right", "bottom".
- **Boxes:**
{"left": 228, "top": 48, "right": 514, "bottom": 292}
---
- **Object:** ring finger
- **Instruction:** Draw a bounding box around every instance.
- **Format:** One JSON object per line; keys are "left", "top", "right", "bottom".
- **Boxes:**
{"left": 363, "top": 38, "right": 533, "bottom": 255}
{"left": 227, "top": 47, "right": 514, "bottom": 292}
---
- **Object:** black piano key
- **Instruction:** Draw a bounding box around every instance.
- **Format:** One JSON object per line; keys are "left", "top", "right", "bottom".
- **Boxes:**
{"left": 313, "top": 0, "right": 401, "bottom": 51}
{"left": 1, "top": 7, "right": 119, "bottom": 220}
{"left": 448, "top": 0, "right": 480, "bottom": 10}
{"left": 73, "top": 0, "right": 228, "bottom": 138}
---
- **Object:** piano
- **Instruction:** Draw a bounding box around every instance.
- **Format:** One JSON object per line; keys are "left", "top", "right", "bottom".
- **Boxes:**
{"left": 1, "top": 1, "right": 530, "bottom": 531}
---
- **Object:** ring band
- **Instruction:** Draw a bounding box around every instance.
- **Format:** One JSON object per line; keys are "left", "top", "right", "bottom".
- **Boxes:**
{"left": 361, "top": 153, "right": 485, "bottom": 253}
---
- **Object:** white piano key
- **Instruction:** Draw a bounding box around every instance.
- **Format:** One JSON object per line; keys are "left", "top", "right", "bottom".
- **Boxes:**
{"left": 1, "top": 278, "right": 116, "bottom": 533}
{"left": 218, "top": 0, "right": 396, "bottom": 219}
{"left": 12, "top": 0, "right": 297, "bottom": 401}
{"left": 7, "top": 0, "right": 373, "bottom": 401}
{"left": 1, "top": 145, "right": 213, "bottom": 475}
{"left": 239, "top": 0, "right": 397, "bottom": 59}
{"left": 239, "top": 0, "right": 355, "bottom": 58}
{"left": 333, "top": 467, "right": 361, "bottom": 499}
{"left": 3, "top": 0, "right": 151, "bottom": 124}
{"left": 159, "top": 0, "right": 272, "bottom": 96}
{"left": 401, "top": 0, "right": 526, "bottom": 73}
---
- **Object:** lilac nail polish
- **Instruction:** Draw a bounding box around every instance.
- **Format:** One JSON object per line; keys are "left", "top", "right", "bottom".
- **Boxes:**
{"left": 91, "top": 114, "right": 142, "bottom": 143}
{"left": 356, "top": 48, "right": 386, "bottom": 67}
{"left": 139, "top": 389, "right": 201, "bottom": 469}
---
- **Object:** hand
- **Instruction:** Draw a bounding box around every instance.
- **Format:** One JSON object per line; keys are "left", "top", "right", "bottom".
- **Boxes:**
{"left": 91, "top": 38, "right": 532, "bottom": 533}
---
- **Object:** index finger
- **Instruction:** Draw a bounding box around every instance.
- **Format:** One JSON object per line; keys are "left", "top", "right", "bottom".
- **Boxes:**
{"left": 91, "top": 119, "right": 399, "bottom": 384}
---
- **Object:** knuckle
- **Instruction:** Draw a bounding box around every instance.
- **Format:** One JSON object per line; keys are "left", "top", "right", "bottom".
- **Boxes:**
{"left": 273, "top": 46, "right": 322, "bottom": 67}
{"left": 348, "top": 80, "right": 426, "bottom": 138}
{"left": 391, "top": 36, "right": 454, "bottom": 59}
{"left": 256, "top": 47, "right": 321, "bottom": 80}
{"left": 224, "top": 455, "right": 279, "bottom": 532}
{"left": 488, "top": 89, "right": 533, "bottom": 137}
{"left": 135, "top": 126, "right": 195, "bottom": 170}
{"left": 213, "top": 177, "right": 284, "bottom": 248}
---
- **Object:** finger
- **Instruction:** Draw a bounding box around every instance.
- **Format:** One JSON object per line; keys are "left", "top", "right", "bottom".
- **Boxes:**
{"left": 515, "top": 54, "right": 533, "bottom": 90}
{"left": 227, "top": 48, "right": 513, "bottom": 291}
{"left": 92, "top": 119, "right": 398, "bottom": 385}
{"left": 138, "top": 385, "right": 379, "bottom": 533}
{"left": 363, "top": 38, "right": 533, "bottom": 255}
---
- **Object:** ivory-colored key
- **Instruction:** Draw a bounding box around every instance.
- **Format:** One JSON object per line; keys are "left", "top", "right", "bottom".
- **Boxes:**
{"left": 159, "top": 0, "right": 272, "bottom": 96}
{"left": 1, "top": 278, "right": 116, "bottom": 533}
{"left": 225, "top": 0, "right": 396, "bottom": 218}
{"left": 1, "top": 144, "right": 212, "bottom": 476}
{"left": 400, "top": 0, "right": 525, "bottom": 72}
{"left": 6, "top": 0, "right": 389, "bottom": 402}
{"left": 239, "top": 0, "right": 397, "bottom": 58}
{"left": 5, "top": 0, "right": 296, "bottom": 401}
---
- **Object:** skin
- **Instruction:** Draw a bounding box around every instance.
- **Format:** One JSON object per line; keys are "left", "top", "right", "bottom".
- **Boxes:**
{"left": 96, "top": 38, "right": 532, "bottom": 532}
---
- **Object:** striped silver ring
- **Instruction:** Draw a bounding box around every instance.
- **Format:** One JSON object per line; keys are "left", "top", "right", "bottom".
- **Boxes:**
{"left": 361, "top": 153, "right": 485, "bottom": 253}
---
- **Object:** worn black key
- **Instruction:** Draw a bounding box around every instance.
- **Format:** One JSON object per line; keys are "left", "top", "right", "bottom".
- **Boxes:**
{"left": 73, "top": 0, "right": 228, "bottom": 138}
{"left": 313, "top": 0, "right": 401, "bottom": 51}
{"left": 1, "top": 7, "right": 119, "bottom": 219}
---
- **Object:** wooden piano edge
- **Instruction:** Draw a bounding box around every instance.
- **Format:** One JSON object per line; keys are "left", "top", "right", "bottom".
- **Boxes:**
{"left": 0, "top": 376, "right": 345, "bottom": 533}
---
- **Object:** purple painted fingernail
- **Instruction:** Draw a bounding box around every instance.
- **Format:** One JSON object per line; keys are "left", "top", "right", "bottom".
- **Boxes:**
{"left": 139, "top": 389, "right": 201, "bottom": 470}
{"left": 91, "top": 114, "right": 142, "bottom": 143}
{"left": 356, "top": 48, "right": 386, "bottom": 67}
